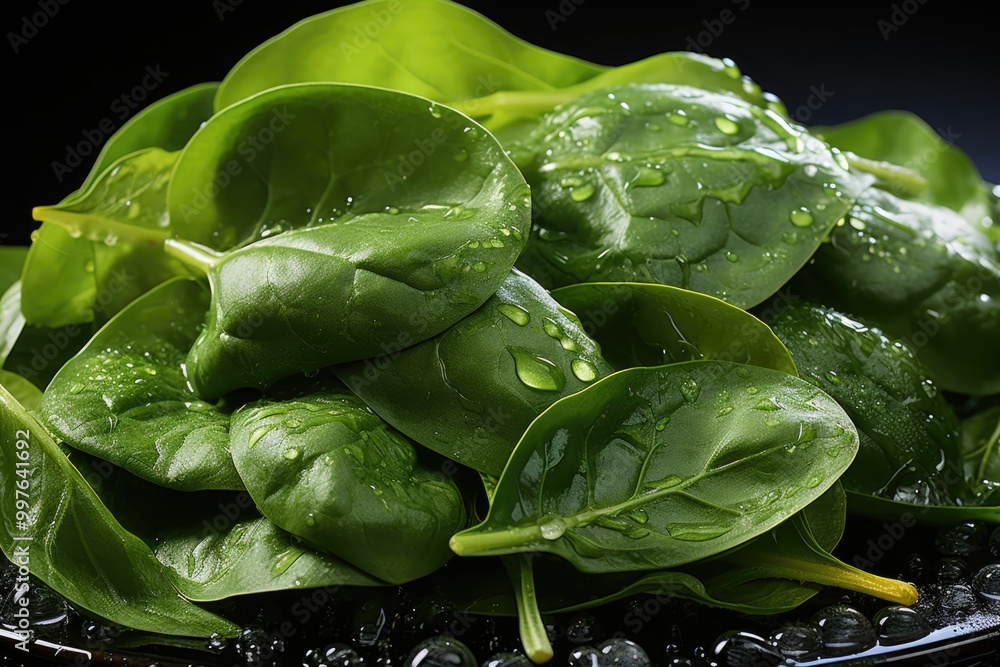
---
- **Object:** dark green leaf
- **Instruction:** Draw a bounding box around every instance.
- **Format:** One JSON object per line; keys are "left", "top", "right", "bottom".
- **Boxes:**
{"left": 513, "top": 84, "right": 870, "bottom": 307}
{"left": 0, "top": 369, "right": 42, "bottom": 414}
{"left": 450, "top": 361, "right": 858, "bottom": 572}
{"left": 0, "top": 247, "right": 27, "bottom": 295}
{"left": 42, "top": 278, "right": 242, "bottom": 491}
{"left": 818, "top": 111, "right": 998, "bottom": 241}
{"left": 804, "top": 187, "right": 1000, "bottom": 395}
{"left": 339, "top": 269, "right": 614, "bottom": 476}
{"left": 230, "top": 385, "right": 466, "bottom": 584}
{"left": 766, "top": 302, "right": 965, "bottom": 504}
{"left": 552, "top": 282, "right": 796, "bottom": 373}
{"left": 0, "top": 385, "right": 238, "bottom": 637}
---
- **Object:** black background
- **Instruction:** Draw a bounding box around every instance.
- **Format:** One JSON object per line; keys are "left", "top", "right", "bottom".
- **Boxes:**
{"left": 4, "top": 0, "right": 998, "bottom": 248}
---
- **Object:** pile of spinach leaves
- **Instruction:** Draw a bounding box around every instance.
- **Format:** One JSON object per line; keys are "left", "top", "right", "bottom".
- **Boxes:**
{"left": 1, "top": 0, "right": 996, "bottom": 663}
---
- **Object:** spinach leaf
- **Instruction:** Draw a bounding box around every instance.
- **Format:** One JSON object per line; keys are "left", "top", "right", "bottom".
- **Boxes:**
{"left": 818, "top": 111, "right": 998, "bottom": 240}
{"left": 338, "top": 269, "right": 614, "bottom": 476}
{"left": 454, "top": 52, "right": 784, "bottom": 136}
{"left": 512, "top": 84, "right": 870, "bottom": 307}
{"left": 551, "top": 282, "right": 796, "bottom": 373}
{"left": 450, "top": 360, "right": 858, "bottom": 572}
{"left": 0, "top": 385, "right": 238, "bottom": 638}
{"left": 230, "top": 385, "right": 466, "bottom": 584}
{"left": 845, "top": 494, "right": 999, "bottom": 525}
{"left": 960, "top": 405, "right": 1000, "bottom": 506}
{"left": 0, "top": 282, "right": 25, "bottom": 367}
{"left": 21, "top": 84, "right": 217, "bottom": 328}
{"left": 25, "top": 149, "right": 190, "bottom": 328}
{"left": 215, "top": 0, "right": 604, "bottom": 113}
{"left": 0, "top": 247, "right": 27, "bottom": 294}
{"left": 766, "top": 303, "right": 965, "bottom": 505}
{"left": 2, "top": 280, "right": 90, "bottom": 390}
{"left": 0, "top": 370, "right": 42, "bottom": 414}
{"left": 42, "top": 278, "right": 242, "bottom": 491}
{"left": 803, "top": 187, "right": 1000, "bottom": 395}
{"left": 166, "top": 83, "right": 530, "bottom": 398}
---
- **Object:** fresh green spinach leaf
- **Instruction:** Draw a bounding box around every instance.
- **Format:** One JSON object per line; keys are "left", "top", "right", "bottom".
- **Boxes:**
{"left": 803, "top": 187, "right": 1000, "bottom": 395}
{"left": 230, "top": 385, "right": 466, "bottom": 584}
{"left": 766, "top": 302, "right": 965, "bottom": 505}
{"left": 0, "top": 385, "right": 239, "bottom": 638}
{"left": 26, "top": 149, "right": 190, "bottom": 327}
{"left": 215, "top": 0, "right": 604, "bottom": 113}
{"left": 339, "top": 269, "right": 614, "bottom": 476}
{"left": 166, "top": 83, "right": 530, "bottom": 398}
{"left": 818, "top": 111, "right": 998, "bottom": 241}
{"left": 552, "top": 282, "right": 796, "bottom": 373}
{"left": 0, "top": 369, "right": 42, "bottom": 414}
{"left": 42, "top": 278, "right": 242, "bottom": 491}
{"left": 451, "top": 361, "right": 858, "bottom": 572}
{"left": 512, "top": 84, "right": 870, "bottom": 307}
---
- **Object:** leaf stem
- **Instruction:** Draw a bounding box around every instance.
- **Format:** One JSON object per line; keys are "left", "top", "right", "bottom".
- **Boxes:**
{"left": 749, "top": 552, "right": 919, "bottom": 606}
{"left": 504, "top": 555, "right": 554, "bottom": 665}
{"left": 163, "top": 239, "right": 223, "bottom": 275}
{"left": 845, "top": 153, "right": 927, "bottom": 197}
{"left": 450, "top": 90, "right": 573, "bottom": 128}
{"left": 450, "top": 524, "right": 543, "bottom": 556}
{"left": 32, "top": 207, "right": 170, "bottom": 246}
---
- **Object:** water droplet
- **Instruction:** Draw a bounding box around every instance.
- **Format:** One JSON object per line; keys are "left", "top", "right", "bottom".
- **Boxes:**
{"left": 754, "top": 398, "right": 781, "bottom": 411}
{"left": 811, "top": 605, "right": 876, "bottom": 657}
{"left": 771, "top": 622, "right": 823, "bottom": 661}
{"left": 385, "top": 206, "right": 399, "bottom": 215}
{"left": 571, "top": 358, "right": 598, "bottom": 382}
{"left": 570, "top": 183, "right": 595, "bottom": 202}
{"left": 509, "top": 348, "right": 566, "bottom": 392}
{"left": 654, "top": 416, "right": 670, "bottom": 431}
{"left": 282, "top": 448, "right": 301, "bottom": 461}
{"left": 632, "top": 166, "right": 665, "bottom": 188}
{"left": 667, "top": 111, "right": 689, "bottom": 126}
{"left": 679, "top": 378, "right": 700, "bottom": 402}
{"left": 428, "top": 105, "right": 443, "bottom": 119}
{"left": 248, "top": 426, "right": 270, "bottom": 450}
{"left": 497, "top": 304, "right": 530, "bottom": 326}
{"left": 873, "top": 607, "right": 932, "bottom": 646}
{"left": 270, "top": 548, "right": 302, "bottom": 577}
{"left": 764, "top": 416, "right": 782, "bottom": 427}
{"left": 539, "top": 516, "right": 567, "bottom": 540}
{"left": 790, "top": 208, "right": 814, "bottom": 227}
{"left": 560, "top": 337, "right": 581, "bottom": 352}
{"left": 714, "top": 116, "right": 740, "bottom": 135}
{"left": 543, "top": 319, "right": 562, "bottom": 339}
{"left": 825, "top": 370, "right": 841, "bottom": 385}
{"left": 471, "top": 262, "right": 488, "bottom": 273}
{"left": 716, "top": 406, "right": 734, "bottom": 417}
{"left": 782, "top": 231, "right": 798, "bottom": 245}
{"left": 452, "top": 147, "right": 468, "bottom": 162}
{"left": 725, "top": 251, "right": 739, "bottom": 263}
{"left": 67, "top": 383, "right": 84, "bottom": 395}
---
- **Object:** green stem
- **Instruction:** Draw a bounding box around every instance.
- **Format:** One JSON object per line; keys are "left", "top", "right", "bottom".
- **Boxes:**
{"left": 32, "top": 207, "right": 170, "bottom": 246}
{"left": 845, "top": 153, "right": 927, "bottom": 197}
{"left": 163, "top": 239, "right": 223, "bottom": 275}
{"left": 449, "top": 524, "right": 543, "bottom": 556}
{"left": 504, "top": 555, "right": 554, "bottom": 665}
{"left": 450, "top": 90, "right": 573, "bottom": 126}
{"left": 748, "top": 552, "right": 919, "bottom": 606}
